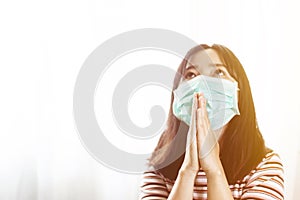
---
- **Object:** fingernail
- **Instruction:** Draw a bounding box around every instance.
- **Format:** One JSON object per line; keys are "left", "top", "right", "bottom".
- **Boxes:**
{"left": 200, "top": 98, "right": 204, "bottom": 105}
{"left": 198, "top": 96, "right": 202, "bottom": 102}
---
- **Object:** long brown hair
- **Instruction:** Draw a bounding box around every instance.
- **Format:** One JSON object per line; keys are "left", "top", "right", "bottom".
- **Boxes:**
{"left": 147, "top": 44, "right": 270, "bottom": 184}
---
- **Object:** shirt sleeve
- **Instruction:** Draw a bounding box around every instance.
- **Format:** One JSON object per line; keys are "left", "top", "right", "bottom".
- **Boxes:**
{"left": 240, "top": 152, "right": 284, "bottom": 200}
{"left": 139, "top": 170, "right": 169, "bottom": 200}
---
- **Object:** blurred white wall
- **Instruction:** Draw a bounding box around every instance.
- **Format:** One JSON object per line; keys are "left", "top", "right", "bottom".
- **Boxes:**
{"left": 0, "top": 0, "right": 299, "bottom": 199}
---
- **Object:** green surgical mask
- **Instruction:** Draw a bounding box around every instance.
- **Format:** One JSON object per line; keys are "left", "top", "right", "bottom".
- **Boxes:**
{"left": 172, "top": 75, "right": 240, "bottom": 130}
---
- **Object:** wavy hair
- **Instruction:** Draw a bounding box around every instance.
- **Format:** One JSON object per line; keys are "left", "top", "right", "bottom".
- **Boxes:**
{"left": 147, "top": 44, "right": 269, "bottom": 184}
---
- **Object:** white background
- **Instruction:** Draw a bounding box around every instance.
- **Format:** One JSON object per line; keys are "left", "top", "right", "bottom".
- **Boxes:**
{"left": 1, "top": 0, "right": 300, "bottom": 199}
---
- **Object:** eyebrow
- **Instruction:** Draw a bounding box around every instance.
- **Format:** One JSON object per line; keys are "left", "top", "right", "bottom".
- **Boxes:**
{"left": 212, "top": 63, "right": 226, "bottom": 67}
{"left": 185, "top": 65, "right": 196, "bottom": 70}
{"left": 186, "top": 63, "right": 226, "bottom": 70}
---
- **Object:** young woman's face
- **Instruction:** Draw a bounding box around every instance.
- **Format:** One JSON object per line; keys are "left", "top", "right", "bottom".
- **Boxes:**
{"left": 182, "top": 48, "right": 238, "bottom": 135}
{"left": 183, "top": 49, "right": 236, "bottom": 83}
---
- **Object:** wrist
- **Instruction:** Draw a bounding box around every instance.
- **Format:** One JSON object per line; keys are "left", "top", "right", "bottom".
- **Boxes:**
{"left": 204, "top": 164, "right": 225, "bottom": 180}
{"left": 203, "top": 160, "right": 224, "bottom": 178}
{"left": 205, "top": 168, "right": 223, "bottom": 178}
{"left": 179, "top": 168, "right": 198, "bottom": 178}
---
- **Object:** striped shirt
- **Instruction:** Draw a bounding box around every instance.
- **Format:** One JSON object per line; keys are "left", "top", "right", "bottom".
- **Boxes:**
{"left": 139, "top": 151, "right": 284, "bottom": 200}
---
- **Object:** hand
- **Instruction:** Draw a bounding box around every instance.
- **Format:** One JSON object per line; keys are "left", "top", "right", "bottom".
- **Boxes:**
{"left": 196, "top": 93, "right": 222, "bottom": 175}
{"left": 179, "top": 93, "right": 200, "bottom": 175}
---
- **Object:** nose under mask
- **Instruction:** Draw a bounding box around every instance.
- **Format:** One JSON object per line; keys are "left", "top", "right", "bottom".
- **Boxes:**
{"left": 172, "top": 75, "right": 240, "bottom": 130}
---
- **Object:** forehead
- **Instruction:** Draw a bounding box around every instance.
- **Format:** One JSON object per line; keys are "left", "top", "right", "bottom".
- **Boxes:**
{"left": 187, "top": 49, "right": 223, "bottom": 68}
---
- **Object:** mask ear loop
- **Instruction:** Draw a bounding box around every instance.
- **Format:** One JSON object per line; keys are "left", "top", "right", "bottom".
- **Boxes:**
{"left": 236, "top": 84, "right": 241, "bottom": 115}
{"left": 178, "top": 71, "right": 187, "bottom": 86}
{"left": 179, "top": 76, "right": 185, "bottom": 85}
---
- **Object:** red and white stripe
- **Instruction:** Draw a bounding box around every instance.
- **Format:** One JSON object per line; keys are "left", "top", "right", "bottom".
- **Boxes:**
{"left": 139, "top": 151, "right": 284, "bottom": 200}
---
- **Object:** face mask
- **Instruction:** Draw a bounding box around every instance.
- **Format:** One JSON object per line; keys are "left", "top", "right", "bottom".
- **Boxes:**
{"left": 172, "top": 75, "right": 240, "bottom": 130}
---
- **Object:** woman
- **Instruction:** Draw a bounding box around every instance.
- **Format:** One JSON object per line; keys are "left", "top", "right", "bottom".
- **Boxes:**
{"left": 139, "top": 44, "right": 284, "bottom": 199}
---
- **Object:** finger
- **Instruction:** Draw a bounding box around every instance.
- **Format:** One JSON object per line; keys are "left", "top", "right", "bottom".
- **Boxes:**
{"left": 196, "top": 93, "right": 204, "bottom": 124}
{"left": 196, "top": 92, "right": 205, "bottom": 109}
{"left": 197, "top": 95, "right": 211, "bottom": 131}
{"left": 190, "top": 93, "right": 198, "bottom": 132}
{"left": 195, "top": 95, "right": 218, "bottom": 159}
{"left": 186, "top": 94, "right": 198, "bottom": 150}
{"left": 196, "top": 94, "right": 208, "bottom": 135}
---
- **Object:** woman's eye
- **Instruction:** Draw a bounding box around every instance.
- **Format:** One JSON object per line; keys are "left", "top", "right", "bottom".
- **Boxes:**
{"left": 185, "top": 72, "right": 196, "bottom": 79}
{"left": 215, "top": 69, "right": 225, "bottom": 77}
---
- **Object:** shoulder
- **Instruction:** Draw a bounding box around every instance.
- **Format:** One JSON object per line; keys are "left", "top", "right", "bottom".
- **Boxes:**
{"left": 139, "top": 170, "right": 169, "bottom": 199}
{"left": 251, "top": 150, "right": 284, "bottom": 178}
{"left": 259, "top": 150, "right": 283, "bottom": 167}
{"left": 241, "top": 150, "right": 284, "bottom": 199}
{"left": 245, "top": 150, "right": 284, "bottom": 182}
{"left": 141, "top": 170, "right": 167, "bottom": 184}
